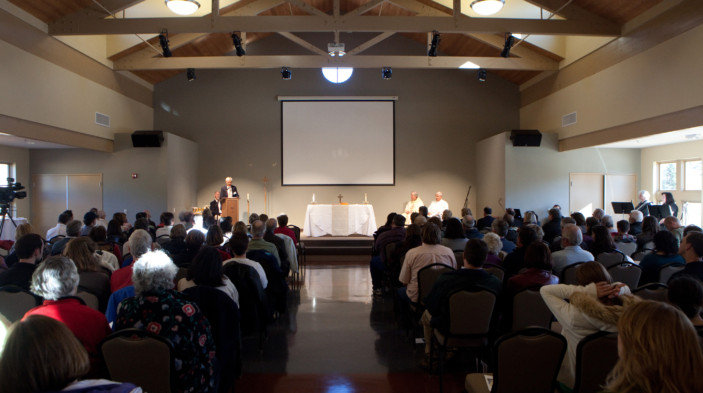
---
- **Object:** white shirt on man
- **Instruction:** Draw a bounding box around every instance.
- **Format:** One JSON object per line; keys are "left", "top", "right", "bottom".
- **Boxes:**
{"left": 428, "top": 199, "right": 449, "bottom": 218}
{"left": 46, "top": 223, "right": 67, "bottom": 240}
{"left": 403, "top": 198, "right": 425, "bottom": 220}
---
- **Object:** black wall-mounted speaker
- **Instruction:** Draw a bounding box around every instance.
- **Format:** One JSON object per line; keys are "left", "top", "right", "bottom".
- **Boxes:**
{"left": 510, "top": 129, "right": 542, "bottom": 147}
{"left": 131, "top": 131, "right": 164, "bottom": 147}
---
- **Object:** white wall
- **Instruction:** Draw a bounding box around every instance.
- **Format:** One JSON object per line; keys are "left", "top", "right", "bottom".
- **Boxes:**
{"left": 476, "top": 133, "right": 506, "bottom": 216}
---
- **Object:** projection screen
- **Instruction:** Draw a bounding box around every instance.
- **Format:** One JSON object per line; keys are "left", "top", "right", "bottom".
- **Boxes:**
{"left": 281, "top": 99, "right": 395, "bottom": 186}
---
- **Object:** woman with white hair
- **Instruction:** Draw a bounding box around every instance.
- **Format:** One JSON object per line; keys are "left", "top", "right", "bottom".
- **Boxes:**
{"left": 482, "top": 232, "right": 504, "bottom": 266}
{"left": 635, "top": 189, "right": 652, "bottom": 216}
{"left": 114, "top": 250, "right": 216, "bottom": 393}
{"left": 23, "top": 255, "right": 111, "bottom": 376}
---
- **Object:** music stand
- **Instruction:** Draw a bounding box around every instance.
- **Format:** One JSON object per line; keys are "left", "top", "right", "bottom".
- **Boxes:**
{"left": 611, "top": 202, "right": 634, "bottom": 215}
{"left": 648, "top": 204, "right": 672, "bottom": 221}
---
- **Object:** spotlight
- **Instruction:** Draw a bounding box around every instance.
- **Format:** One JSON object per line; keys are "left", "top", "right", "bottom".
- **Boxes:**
{"left": 186, "top": 68, "right": 196, "bottom": 82}
{"left": 501, "top": 33, "right": 515, "bottom": 58}
{"left": 281, "top": 67, "right": 292, "bottom": 80}
{"left": 232, "top": 32, "right": 246, "bottom": 57}
{"left": 327, "top": 43, "right": 346, "bottom": 57}
{"left": 381, "top": 67, "right": 392, "bottom": 80}
{"left": 159, "top": 31, "right": 172, "bottom": 58}
{"left": 428, "top": 31, "right": 440, "bottom": 57}
{"left": 478, "top": 68, "right": 487, "bottom": 82}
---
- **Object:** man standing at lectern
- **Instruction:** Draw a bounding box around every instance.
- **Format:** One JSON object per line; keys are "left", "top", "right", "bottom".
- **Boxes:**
{"left": 210, "top": 191, "right": 221, "bottom": 219}
{"left": 220, "top": 177, "right": 239, "bottom": 198}
{"left": 403, "top": 192, "right": 424, "bottom": 221}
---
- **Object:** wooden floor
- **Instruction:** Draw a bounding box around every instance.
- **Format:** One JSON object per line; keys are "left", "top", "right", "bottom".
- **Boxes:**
{"left": 234, "top": 263, "right": 468, "bottom": 393}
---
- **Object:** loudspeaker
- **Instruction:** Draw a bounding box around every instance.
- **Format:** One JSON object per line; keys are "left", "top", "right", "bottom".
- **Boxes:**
{"left": 510, "top": 129, "right": 542, "bottom": 147}
{"left": 131, "top": 131, "right": 164, "bottom": 147}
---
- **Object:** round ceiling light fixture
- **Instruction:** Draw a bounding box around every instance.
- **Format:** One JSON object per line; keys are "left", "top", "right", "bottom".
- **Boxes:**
{"left": 165, "top": 0, "right": 201, "bottom": 16}
{"left": 322, "top": 67, "right": 354, "bottom": 84}
{"left": 470, "top": 0, "right": 505, "bottom": 16}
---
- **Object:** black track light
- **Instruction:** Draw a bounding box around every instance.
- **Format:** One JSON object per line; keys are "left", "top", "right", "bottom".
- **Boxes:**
{"left": 232, "top": 32, "right": 246, "bottom": 57}
{"left": 478, "top": 68, "right": 487, "bottom": 82}
{"left": 159, "top": 31, "right": 172, "bottom": 58}
{"left": 281, "top": 67, "right": 292, "bottom": 80}
{"left": 186, "top": 68, "right": 196, "bottom": 82}
{"left": 382, "top": 67, "right": 392, "bottom": 80}
{"left": 501, "top": 33, "right": 515, "bottom": 58}
{"left": 428, "top": 31, "right": 440, "bottom": 57}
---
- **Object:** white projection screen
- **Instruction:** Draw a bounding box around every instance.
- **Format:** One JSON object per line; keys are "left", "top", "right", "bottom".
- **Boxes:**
{"left": 281, "top": 99, "right": 395, "bottom": 186}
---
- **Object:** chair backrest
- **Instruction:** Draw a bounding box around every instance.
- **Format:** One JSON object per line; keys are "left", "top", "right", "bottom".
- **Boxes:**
{"left": 573, "top": 331, "right": 619, "bottom": 393}
{"left": 447, "top": 289, "right": 496, "bottom": 336}
{"left": 454, "top": 250, "right": 463, "bottom": 264}
{"left": 631, "top": 248, "right": 653, "bottom": 262}
{"left": 512, "top": 288, "right": 553, "bottom": 331}
{"left": 484, "top": 265, "right": 505, "bottom": 282}
{"left": 633, "top": 283, "right": 668, "bottom": 302}
{"left": 76, "top": 291, "right": 100, "bottom": 311}
{"left": 385, "top": 242, "right": 398, "bottom": 263}
{"left": 606, "top": 262, "right": 642, "bottom": 289}
{"left": 417, "top": 263, "right": 454, "bottom": 306}
{"left": 0, "top": 286, "right": 41, "bottom": 322}
{"left": 614, "top": 241, "right": 637, "bottom": 257}
{"left": 100, "top": 329, "right": 175, "bottom": 393}
{"left": 561, "top": 262, "right": 584, "bottom": 285}
{"left": 658, "top": 263, "right": 685, "bottom": 284}
{"left": 596, "top": 251, "right": 627, "bottom": 268}
{"left": 287, "top": 225, "right": 302, "bottom": 243}
{"left": 492, "top": 327, "right": 567, "bottom": 393}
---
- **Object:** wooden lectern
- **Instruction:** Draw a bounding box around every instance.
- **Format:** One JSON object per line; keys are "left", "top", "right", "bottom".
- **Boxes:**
{"left": 221, "top": 198, "right": 239, "bottom": 220}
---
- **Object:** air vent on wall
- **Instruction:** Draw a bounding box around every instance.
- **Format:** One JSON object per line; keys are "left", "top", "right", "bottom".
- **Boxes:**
{"left": 562, "top": 111, "right": 577, "bottom": 127}
{"left": 95, "top": 112, "right": 110, "bottom": 128}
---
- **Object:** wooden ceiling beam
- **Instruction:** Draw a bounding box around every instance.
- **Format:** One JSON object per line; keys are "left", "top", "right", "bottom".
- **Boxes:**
{"left": 278, "top": 32, "right": 329, "bottom": 55}
{"left": 389, "top": 0, "right": 559, "bottom": 64}
{"left": 345, "top": 32, "right": 395, "bottom": 55}
{"left": 112, "top": 0, "right": 285, "bottom": 64}
{"left": 344, "top": 0, "right": 386, "bottom": 18}
{"left": 49, "top": 14, "right": 621, "bottom": 36}
{"left": 53, "top": 0, "right": 145, "bottom": 21}
{"left": 113, "top": 54, "right": 558, "bottom": 70}
{"left": 523, "top": 0, "right": 617, "bottom": 25}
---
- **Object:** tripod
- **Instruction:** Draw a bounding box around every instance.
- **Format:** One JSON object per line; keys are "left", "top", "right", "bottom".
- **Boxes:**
{"left": 0, "top": 203, "right": 17, "bottom": 237}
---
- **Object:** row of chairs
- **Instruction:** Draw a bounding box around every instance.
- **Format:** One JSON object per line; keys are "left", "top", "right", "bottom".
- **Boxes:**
{"left": 562, "top": 260, "right": 684, "bottom": 288}
{"left": 464, "top": 328, "right": 618, "bottom": 393}
{"left": 0, "top": 285, "right": 100, "bottom": 322}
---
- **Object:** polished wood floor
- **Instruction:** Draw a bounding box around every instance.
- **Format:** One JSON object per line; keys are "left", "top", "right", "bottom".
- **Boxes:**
{"left": 234, "top": 262, "right": 467, "bottom": 393}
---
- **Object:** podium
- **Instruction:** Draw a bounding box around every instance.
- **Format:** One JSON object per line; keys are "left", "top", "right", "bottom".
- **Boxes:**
{"left": 221, "top": 198, "right": 239, "bottom": 220}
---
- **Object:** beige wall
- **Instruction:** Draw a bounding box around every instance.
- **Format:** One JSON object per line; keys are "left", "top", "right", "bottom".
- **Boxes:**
{"left": 520, "top": 23, "right": 703, "bottom": 141}
{"left": 476, "top": 133, "right": 507, "bottom": 217}
{"left": 0, "top": 145, "right": 29, "bottom": 218}
{"left": 154, "top": 61, "right": 520, "bottom": 226}
{"left": 0, "top": 40, "right": 153, "bottom": 140}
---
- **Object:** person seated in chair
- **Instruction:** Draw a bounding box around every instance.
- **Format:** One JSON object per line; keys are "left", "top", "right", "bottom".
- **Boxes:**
{"left": 419, "top": 239, "right": 502, "bottom": 364}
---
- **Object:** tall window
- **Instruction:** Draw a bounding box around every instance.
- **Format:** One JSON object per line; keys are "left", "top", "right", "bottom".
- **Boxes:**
{"left": 685, "top": 160, "right": 702, "bottom": 191}
{"left": 659, "top": 162, "right": 677, "bottom": 191}
{"left": 0, "top": 163, "right": 10, "bottom": 186}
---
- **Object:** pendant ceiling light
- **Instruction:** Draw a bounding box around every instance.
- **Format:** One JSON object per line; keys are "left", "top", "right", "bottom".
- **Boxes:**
{"left": 470, "top": 0, "right": 505, "bottom": 16}
{"left": 165, "top": 0, "right": 201, "bottom": 16}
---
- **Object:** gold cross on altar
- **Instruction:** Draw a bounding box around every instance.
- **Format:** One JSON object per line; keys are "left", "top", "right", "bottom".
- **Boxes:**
{"left": 337, "top": 194, "right": 343, "bottom": 203}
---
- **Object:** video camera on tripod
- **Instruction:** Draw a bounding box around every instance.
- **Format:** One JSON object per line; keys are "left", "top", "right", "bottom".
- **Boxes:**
{"left": 0, "top": 177, "right": 27, "bottom": 206}
{"left": 0, "top": 178, "right": 27, "bottom": 234}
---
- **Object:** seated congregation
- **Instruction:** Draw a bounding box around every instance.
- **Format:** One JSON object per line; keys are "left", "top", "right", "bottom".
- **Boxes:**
{"left": 370, "top": 204, "right": 703, "bottom": 392}
{"left": 0, "top": 207, "right": 302, "bottom": 393}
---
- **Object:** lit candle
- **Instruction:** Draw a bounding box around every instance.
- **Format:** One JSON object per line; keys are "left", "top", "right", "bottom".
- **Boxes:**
{"left": 312, "top": 193, "right": 316, "bottom": 203}
{"left": 247, "top": 193, "right": 249, "bottom": 200}
{"left": 365, "top": 193, "right": 368, "bottom": 201}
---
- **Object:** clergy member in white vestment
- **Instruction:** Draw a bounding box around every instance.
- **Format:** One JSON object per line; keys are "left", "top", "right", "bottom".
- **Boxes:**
{"left": 403, "top": 192, "right": 424, "bottom": 221}
{"left": 428, "top": 192, "right": 449, "bottom": 218}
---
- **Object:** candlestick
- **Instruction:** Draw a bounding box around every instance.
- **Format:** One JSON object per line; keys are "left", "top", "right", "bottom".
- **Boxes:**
{"left": 313, "top": 193, "right": 315, "bottom": 203}
{"left": 247, "top": 193, "right": 249, "bottom": 200}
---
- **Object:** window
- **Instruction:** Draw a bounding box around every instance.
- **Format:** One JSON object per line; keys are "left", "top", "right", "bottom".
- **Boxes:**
{"left": 683, "top": 202, "right": 702, "bottom": 227}
{"left": 659, "top": 162, "right": 677, "bottom": 191}
{"left": 0, "top": 163, "right": 9, "bottom": 186}
{"left": 685, "top": 160, "right": 702, "bottom": 191}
